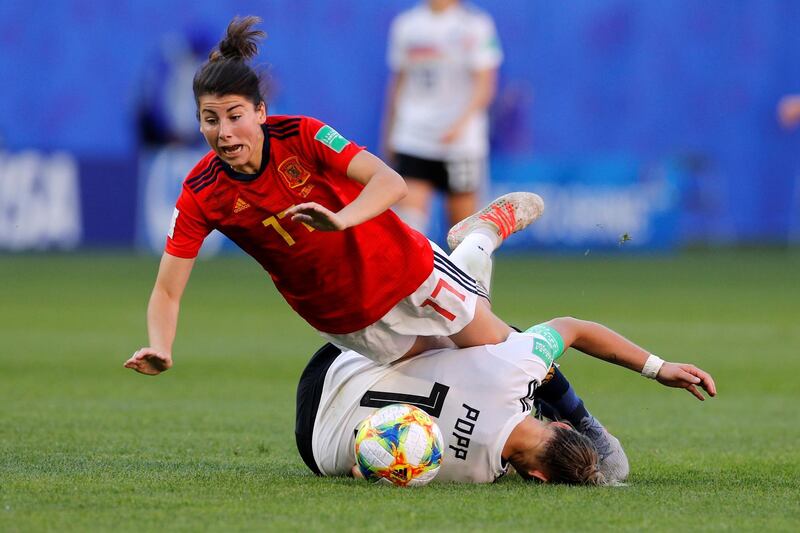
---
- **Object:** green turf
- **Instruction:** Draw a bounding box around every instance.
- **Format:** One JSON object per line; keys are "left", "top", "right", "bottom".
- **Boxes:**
{"left": 1, "top": 250, "right": 799, "bottom": 531}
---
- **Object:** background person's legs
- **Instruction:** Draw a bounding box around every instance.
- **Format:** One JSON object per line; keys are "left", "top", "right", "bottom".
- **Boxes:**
{"left": 446, "top": 191, "right": 479, "bottom": 228}
{"left": 394, "top": 178, "right": 434, "bottom": 234}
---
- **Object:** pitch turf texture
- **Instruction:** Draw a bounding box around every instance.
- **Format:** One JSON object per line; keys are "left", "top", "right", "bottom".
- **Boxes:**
{"left": 1, "top": 250, "right": 799, "bottom": 531}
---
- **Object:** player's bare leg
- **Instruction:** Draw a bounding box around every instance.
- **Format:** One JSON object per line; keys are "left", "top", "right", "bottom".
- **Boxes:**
{"left": 449, "top": 299, "right": 512, "bottom": 347}
{"left": 399, "top": 334, "right": 457, "bottom": 362}
{"left": 446, "top": 191, "right": 479, "bottom": 228}
{"left": 398, "top": 302, "right": 510, "bottom": 362}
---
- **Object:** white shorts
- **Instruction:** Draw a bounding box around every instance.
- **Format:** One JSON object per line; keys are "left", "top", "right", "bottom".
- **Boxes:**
{"left": 319, "top": 244, "right": 489, "bottom": 364}
{"left": 445, "top": 157, "right": 488, "bottom": 194}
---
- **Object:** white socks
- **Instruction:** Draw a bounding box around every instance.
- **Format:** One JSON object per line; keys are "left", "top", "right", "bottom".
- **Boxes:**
{"left": 449, "top": 230, "right": 496, "bottom": 293}
{"left": 467, "top": 225, "right": 502, "bottom": 252}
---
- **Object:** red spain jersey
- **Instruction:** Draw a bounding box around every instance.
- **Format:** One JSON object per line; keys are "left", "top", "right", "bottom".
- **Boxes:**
{"left": 166, "top": 115, "right": 434, "bottom": 334}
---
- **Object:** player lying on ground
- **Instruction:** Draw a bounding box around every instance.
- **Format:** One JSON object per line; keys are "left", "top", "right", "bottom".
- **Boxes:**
{"left": 296, "top": 318, "right": 716, "bottom": 485}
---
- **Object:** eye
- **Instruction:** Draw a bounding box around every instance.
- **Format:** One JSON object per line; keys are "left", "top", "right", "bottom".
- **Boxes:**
{"left": 204, "top": 117, "right": 218, "bottom": 126}
{"left": 230, "top": 115, "right": 242, "bottom": 121}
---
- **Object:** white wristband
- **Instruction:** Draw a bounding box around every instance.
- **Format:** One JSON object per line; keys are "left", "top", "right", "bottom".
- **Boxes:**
{"left": 641, "top": 354, "right": 665, "bottom": 379}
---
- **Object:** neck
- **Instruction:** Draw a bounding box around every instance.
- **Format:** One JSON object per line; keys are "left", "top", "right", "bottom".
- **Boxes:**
{"left": 428, "top": 0, "right": 458, "bottom": 13}
{"left": 502, "top": 417, "right": 552, "bottom": 470}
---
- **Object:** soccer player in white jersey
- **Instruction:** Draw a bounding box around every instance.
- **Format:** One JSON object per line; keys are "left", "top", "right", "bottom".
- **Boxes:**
{"left": 383, "top": 0, "right": 503, "bottom": 233}
{"left": 297, "top": 208, "right": 715, "bottom": 484}
{"left": 296, "top": 317, "right": 716, "bottom": 485}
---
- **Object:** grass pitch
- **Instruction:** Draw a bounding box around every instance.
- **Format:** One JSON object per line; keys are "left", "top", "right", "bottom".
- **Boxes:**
{"left": 1, "top": 249, "right": 799, "bottom": 531}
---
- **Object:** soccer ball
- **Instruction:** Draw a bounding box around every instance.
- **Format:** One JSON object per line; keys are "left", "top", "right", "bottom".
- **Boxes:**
{"left": 354, "top": 403, "right": 444, "bottom": 487}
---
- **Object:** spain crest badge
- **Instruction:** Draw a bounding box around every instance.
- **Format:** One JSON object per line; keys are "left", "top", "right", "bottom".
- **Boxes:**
{"left": 278, "top": 156, "right": 311, "bottom": 189}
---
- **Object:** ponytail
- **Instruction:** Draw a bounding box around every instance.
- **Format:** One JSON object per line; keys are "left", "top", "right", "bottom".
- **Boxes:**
{"left": 539, "top": 425, "right": 606, "bottom": 486}
{"left": 193, "top": 16, "right": 267, "bottom": 114}
{"left": 209, "top": 16, "right": 265, "bottom": 62}
{"left": 509, "top": 424, "right": 606, "bottom": 486}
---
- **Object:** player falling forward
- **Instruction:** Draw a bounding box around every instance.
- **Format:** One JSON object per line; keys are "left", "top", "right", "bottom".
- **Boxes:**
{"left": 297, "top": 318, "right": 716, "bottom": 485}
{"left": 124, "top": 16, "right": 545, "bottom": 377}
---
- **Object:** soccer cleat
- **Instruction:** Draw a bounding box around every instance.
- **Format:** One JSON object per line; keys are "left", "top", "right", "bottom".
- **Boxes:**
{"left": 597, "top": 431, "right": 629, "bottom": 483}
{"left": 446, "top": 192, "right": 544, "bottom": 251}
{"left": 578, "top": 417, "right": 630, "bottom": 483}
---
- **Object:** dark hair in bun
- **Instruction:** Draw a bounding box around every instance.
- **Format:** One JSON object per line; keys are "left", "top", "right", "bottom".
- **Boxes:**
{"left": 193, "top": 16, "right": 267, "bottom": 115}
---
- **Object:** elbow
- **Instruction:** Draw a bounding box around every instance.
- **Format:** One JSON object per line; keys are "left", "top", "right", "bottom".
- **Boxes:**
{"left": 397, "top": 176, "right": 408, "bottom": 201}
{"left": 389, "top": 168, "right": 408, "bottom": 201}
{"left": 547, "top": 316, "right": 585, "bottom": 346}
{"left": 549, "top": 316, "right": 579, "bottom": 329}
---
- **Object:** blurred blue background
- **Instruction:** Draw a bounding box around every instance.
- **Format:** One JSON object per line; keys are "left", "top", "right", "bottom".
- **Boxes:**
{"left": 1, "top": 0, "right": 799, "bottom": 252}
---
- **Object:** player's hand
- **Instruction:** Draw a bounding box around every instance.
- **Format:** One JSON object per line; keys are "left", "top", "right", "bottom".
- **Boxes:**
{"left": 440, "top": 120, "right": 467, "bottom": 145}
{"left": 350, "top": 465, "right": 365, "bottom": 479}
{"left": 778, "top": 95, "right": 800, "bottom": 129}
{"left": 124, "top": 348, "right": 173, "bottom": 375}
{"left": 656, "top": 362, "right": 717, "bottom": 401}
{"left": 286, "top": 202, "right": 347, "bottom": 231}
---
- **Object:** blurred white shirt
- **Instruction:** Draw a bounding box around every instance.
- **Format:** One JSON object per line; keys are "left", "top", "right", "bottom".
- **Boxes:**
{"left": 388, "top": 2, "right": 503, "bottom": 160}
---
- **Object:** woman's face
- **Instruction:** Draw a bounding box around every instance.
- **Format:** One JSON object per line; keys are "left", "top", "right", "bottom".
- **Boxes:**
{"left": 198, "top": 94, "right": 266, "bottom": 174}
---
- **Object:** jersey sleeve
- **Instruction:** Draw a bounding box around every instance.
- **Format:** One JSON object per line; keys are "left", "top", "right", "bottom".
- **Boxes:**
{"left": 484, "top": 329, "right": 559, "bottom": 386}
{"left": 301, "top": 116, "right": 365, "bottom": 175}
{"left": 470, "top": 14, "right": 503, "bottom": 70}
{"left": 386, "top": 15, "right": 407, "bottom": 71}
{"left": 164, "top": 187, "right": 212, "bottom": 258}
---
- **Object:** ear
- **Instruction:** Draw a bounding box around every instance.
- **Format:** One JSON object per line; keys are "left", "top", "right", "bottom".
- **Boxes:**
{"left": 256, "top": 101, "right": 267, "bottom": 123}
{"left": 551, "top": 421, "right": 571, "bottom": 430}
{"left": 528, "top": 469, "right": 549, "bottom": 483}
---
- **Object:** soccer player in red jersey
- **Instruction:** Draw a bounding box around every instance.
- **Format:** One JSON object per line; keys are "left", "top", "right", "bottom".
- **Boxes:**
{"left": 124, "top": 16, "right": 542, "bottom": 376}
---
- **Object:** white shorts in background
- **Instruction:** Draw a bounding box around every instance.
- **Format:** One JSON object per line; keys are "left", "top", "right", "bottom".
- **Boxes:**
{"left": 445, "top": 157, "right": 488, "bottom": 194}
{"left": 319, "top": 244, "right": 488, "bottom": 364}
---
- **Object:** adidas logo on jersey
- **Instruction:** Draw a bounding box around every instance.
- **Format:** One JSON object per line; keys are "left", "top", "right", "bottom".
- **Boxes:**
{"left": 233, "top": 197, "right": 251, "bottom": 213}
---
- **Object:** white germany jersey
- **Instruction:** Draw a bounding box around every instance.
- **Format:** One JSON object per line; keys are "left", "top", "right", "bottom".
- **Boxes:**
{"left": 312, "top": 331, "right": 558, "bottom": 483}
{"left": 387, "top": 2, "right": 503, "bottom": 160}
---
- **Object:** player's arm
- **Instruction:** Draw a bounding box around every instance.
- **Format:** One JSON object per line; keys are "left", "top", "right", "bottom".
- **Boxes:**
{"left": 778, "top": 94, "right": 800, "bottom": 129}
{"left": 441, "top": 67, "right": 498, "bottom": 144}
{"left": 380, "top": 71, "right": 405, "bottom": 161}
{"left": 545, "top": 317, "right": 717, "bottom": 401}
{"left": 124, "top": 252, "right": 195, "bottom": 375}
{"left": 288, "top": 150, "right": 407, "bottom": 231}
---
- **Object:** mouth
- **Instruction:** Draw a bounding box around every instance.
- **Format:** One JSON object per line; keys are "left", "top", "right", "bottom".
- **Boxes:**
{"left": 220, "top": 144, "right": 245, "bottom": 157}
